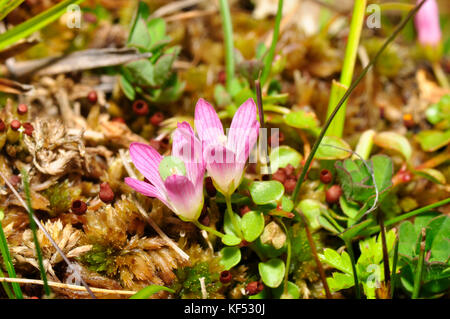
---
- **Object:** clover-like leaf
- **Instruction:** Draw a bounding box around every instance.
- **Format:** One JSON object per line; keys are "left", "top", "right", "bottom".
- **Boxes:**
{"left": 249, "top": 181, "right": 284, "bottom": 205}
{"left": 258, "top": 258, "right": 285, "bottom": 288}
{"left": 269, "top": 146, "right": 302, "bottom": 173}
{"left": 219, "top": 247, "right": 241, "bottom": 270}
{"left": 241, "top": 211, "right": 265, "bottom": 242}
{"left": 222, "top": 234, "right": 241, "bottom": 246}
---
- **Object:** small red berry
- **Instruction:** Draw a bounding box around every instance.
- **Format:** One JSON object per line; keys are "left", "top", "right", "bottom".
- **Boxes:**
{"left": 132, "top": 100, "right": 149, "bottom": 116}
{"left": 205, "top": 176, "right": 217, "bottom": 197}
{"left": 0, "top": 119, "right": 5, "bottom": 132}
{"left": 284, "top": 178, "right": 297, "bottom": 194}
{"left": 9, "top": 175, "right": 21, "bottom": 187}
{"left": 219, "top": 270, "right": 232, "bottom": 284}
{"left": 401, "top": 171, "right": 412, "bottom": 183}
{"left": 71, "top": 200, "right": 87, "bottom": 215}
{"left": 10, "top": 120, "right": 21, "bottom": 131}
{"left": 17, "top": 103, "right": 28, "bottom": 115}
{"left": 22, "top": 122, "right": 34, "bottom": 136}
{"left": 99, "top": 182, "right": 115, "bottom": 203}
{"left": 87, "top": 91, "right": 98, "bottom": 104}
{"left": 272, "top": 169, "right": 286, "bottom": 183}
{"left": 240, "top": 205, "right": 251, "bottom": 216}
{"left": 320, "top": 169, "right": 332, "bottom": 184}
{"left": 326, "top": 185, "right": 342, "bottom": 204}
{"left": 150, "top": 112, "right": 164, "bottom": 126}
{"left": 246, "top": 281, "right": 264, "bottom": 295}
{"left": 284, "top": 164, "right": 295, "bottom": 177}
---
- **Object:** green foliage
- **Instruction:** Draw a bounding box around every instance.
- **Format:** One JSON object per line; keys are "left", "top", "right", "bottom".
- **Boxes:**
{"left": 0, "top": 0, "right": 84, "bottom": 51}
{"left": 43, "top": 179, "right": 80, "bottom": 216}
{"left": 249, "top": 181, "right": 285, "bottom": 205}
{"left": 425, "top": 94, "right": 450, "bottom": 126}
{"left": 175, "top": 262, "right": 221, "bottom": 299}
{"left": 241, "top": 211, "right": 265, "bottom": 242}
{"left": 319, "top": 230, "right": 396, "bottom": 298}
{"left": 284, "top": 110, "right": 321, "bottom": 136}
{"left": 120, "top": 1, "right": 184, "bottom": 103}
{"left": 130, "top": 285, "right": 174, "bottom": 299}
{"left": 219, "top": 247, "right": 241, "bottom": 270}
{"left": 79, "top": 244, "right": 117, "bottom": 276}
{"left": 415, "top": 130, "right": 450, "bottom": 152}
{"left": 398, "top": 213, "right": 450, "bottom": 297}
{"left": 315, "top": 136, "right": 351, "bottom": 160}
{"left": 269, "top": 146, "right": 302, "bottom": 173}
{"left": 373, "top": 132, "right": 412, "bottom": 161}
{"left": 0, "top": 0, "right": 24, "bottom": 21}
{"left": 258, "top": 258, "right": 285, "bottom": 288}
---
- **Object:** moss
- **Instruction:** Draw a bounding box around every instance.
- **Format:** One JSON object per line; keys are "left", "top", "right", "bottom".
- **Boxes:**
{"left": 42, "top": 179, "right": 80, "bottom": 217}
{"left": 79, "top": 244, "right": 118, "bottom": 276}
{"left": 173, "top": 262, "right": 221, "bottom": 299}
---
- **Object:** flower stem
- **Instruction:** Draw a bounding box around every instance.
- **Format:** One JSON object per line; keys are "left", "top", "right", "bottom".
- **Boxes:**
{"left": 219, "top": 0, "right": 235, "bottom": 91}
{"left": 193, "top": 220, "right": 225, "bottom": 238}
{"left": 326, "top": 0, "right": 367, "bottom": 137}
{"left": 260, "top": 0, "right": 284, "bottom": 86}
{"left": 412, "top": 228, "right": 426, "bottom": 299}
{"left": 0, "top": 210, "right": 23, "bottom": 299}
{"left": 225, "top": 195, "right": 242, "bottom": 238}
{"left": 377, "top": 211, "right": 391, "bottom": 294}
{"left": 291, "top": 0, "right": 429, "bottom": 206}
{"left": 345, "top": 239, "right": 361, "bottom": 299}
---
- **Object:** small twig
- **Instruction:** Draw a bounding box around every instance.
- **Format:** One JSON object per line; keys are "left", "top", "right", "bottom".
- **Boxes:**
{"left": 119, "top": 149, "right": 190, "bottom": 261}
{"left": 150, "top": 0, "right": 204, "bottom": 18}
{"left": 0, "top": 277, "right": 137, "bottom": 296}
{"left": 165, "top": 9, "right": 216, "bottom": 22}
{"left": 199, "top": 277, "right": 208, "bottom": 299}
{"left": 298, "top": 212, "right": 332, "bottom": 299}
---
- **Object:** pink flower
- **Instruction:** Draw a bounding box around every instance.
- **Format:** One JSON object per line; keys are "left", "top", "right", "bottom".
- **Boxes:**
{"left": 415, "top": 0, "right": 442, "bottom": 46}
{"left": 195, "top": 98, "right": 260, "bottom": 196}
{"left": 125, "top": 122, "right": 205, "bottom": 221}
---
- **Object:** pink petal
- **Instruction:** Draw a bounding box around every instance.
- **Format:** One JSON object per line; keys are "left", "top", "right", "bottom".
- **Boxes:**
{"left": 129, "top": 142, "right": 166, "bottom": 195}
{"left": 124, "top": 177, "right": 170, "bottom": 208}
{"left": 164, "top": 175, "right": 204, "bottom": 221}
{"left": 415, "top": 0, "right": 441, "bottom": 46}
{"left": 227, "top": 98, "right": 260, "bottom": 164}
{"left": 194, "top": 98, "right": 224, "bottom": 146}
{"left": 172, "top": 122, "right": 205, "bottom": 185}
{"left": 203, "top": 144, "right": 241, "bottom": 195}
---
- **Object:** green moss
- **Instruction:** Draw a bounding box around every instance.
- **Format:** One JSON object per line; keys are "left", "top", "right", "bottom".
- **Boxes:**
{"left": 173, "top": 262, "right": 221, "bottom": 299}
{"left": 79, "top": 244, "right": 117, "bottom": 276}
{"left": 42, "top": 180, "right": 81, "bottom": 216}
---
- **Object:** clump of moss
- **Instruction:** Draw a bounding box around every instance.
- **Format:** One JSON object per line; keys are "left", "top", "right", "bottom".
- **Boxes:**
{"left": 42, "top": 179, "right": 80, "bottom": 216}
{"left": 79, "top": 244, "right": 118, "bottom": 276}
{"left": 174, "top": 262, "right": 221, "bottom": 299}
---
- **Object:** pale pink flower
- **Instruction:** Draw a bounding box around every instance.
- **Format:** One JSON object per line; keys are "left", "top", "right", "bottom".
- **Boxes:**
{"left": 125, "top": 122, "right": 205, "bottom": 221}
{"left": 195, "top": 98, "right": 260, "bottom": 196}
{"left": 415, "top": 0, "right": 442, "bottom": 46}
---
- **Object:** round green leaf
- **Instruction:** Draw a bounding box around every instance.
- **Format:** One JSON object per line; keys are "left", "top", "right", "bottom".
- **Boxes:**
{"left": 374, "top": 131, "right": 412, "bottom": 160}
{"left": 272, "top": 281, "right": 300, "bottom": 299}
{"left": 297, "top": 199, "right": 322, "bottom": 230}
{"left": 269, "top": 146, "right": 303, "bottom": 173}
{"left": 241, "top": 211, "right": 265, "bottom": 242}
{"left": 316, "top": 136, "right": 351, "bottom": 160}
{"left": 222, "top": 234, "right": 241, "bottom": 246}
{"left": 249, "top": 181, "right": 285, "bottom": 205}
{"left": 158, "top": 156, "right": 186, "bottom": 181}
{"left": 258, "top": 258, "right": 285, "bottom": 288}
{"left": 281, "top": 196, "right": 294, "bottom": 212}
{"left": 219, "top": 247, "right": 241, "bottom": 270}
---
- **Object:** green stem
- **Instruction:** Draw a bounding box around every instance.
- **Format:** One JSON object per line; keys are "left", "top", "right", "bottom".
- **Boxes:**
{"left": 193, "top": 220, "right": 225, "bottom": 238}
{"left": 219, "top": 0, "right": 235, "bottom": 91}
{"left": 345, "top": 239, "right": 361, "bottom": 299}
{"left": 326, "top": 0, "right": 367, "bottom": 137}
{"left": 260, "top": 0, "right": 284, "bottom": 86}
{"left": 363, "top": 197, "right": 450, "bottom": 236}
{"left": 377, "top": 211, "right": 391, "bottom": 290}
{"left": 277, "top": 218, "right": 291, "bottom": 295}
{"left": 390, "top": 235, "right": 399, "bottom": 299}
{"left": 0, "top": 210, "right": 23, "bottom": 299}
{"left": 291, "top": 0, "right": 429, "bottom": 206}
{"left": 412, "top": 228, "right": 426, "bottom": 299}
{"left": 0, "top": 267, "right": 14, "bottom": 299}
{"left": 225, "top": 195, "right": 242, "bottom": 238}
{"left": 22, "top": 171, "right": 51, "bottom": 296}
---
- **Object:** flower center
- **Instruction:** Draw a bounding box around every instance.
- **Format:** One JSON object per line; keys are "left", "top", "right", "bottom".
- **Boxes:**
{"left": 158, "top": 156, "right": 186, "bottom": 181}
